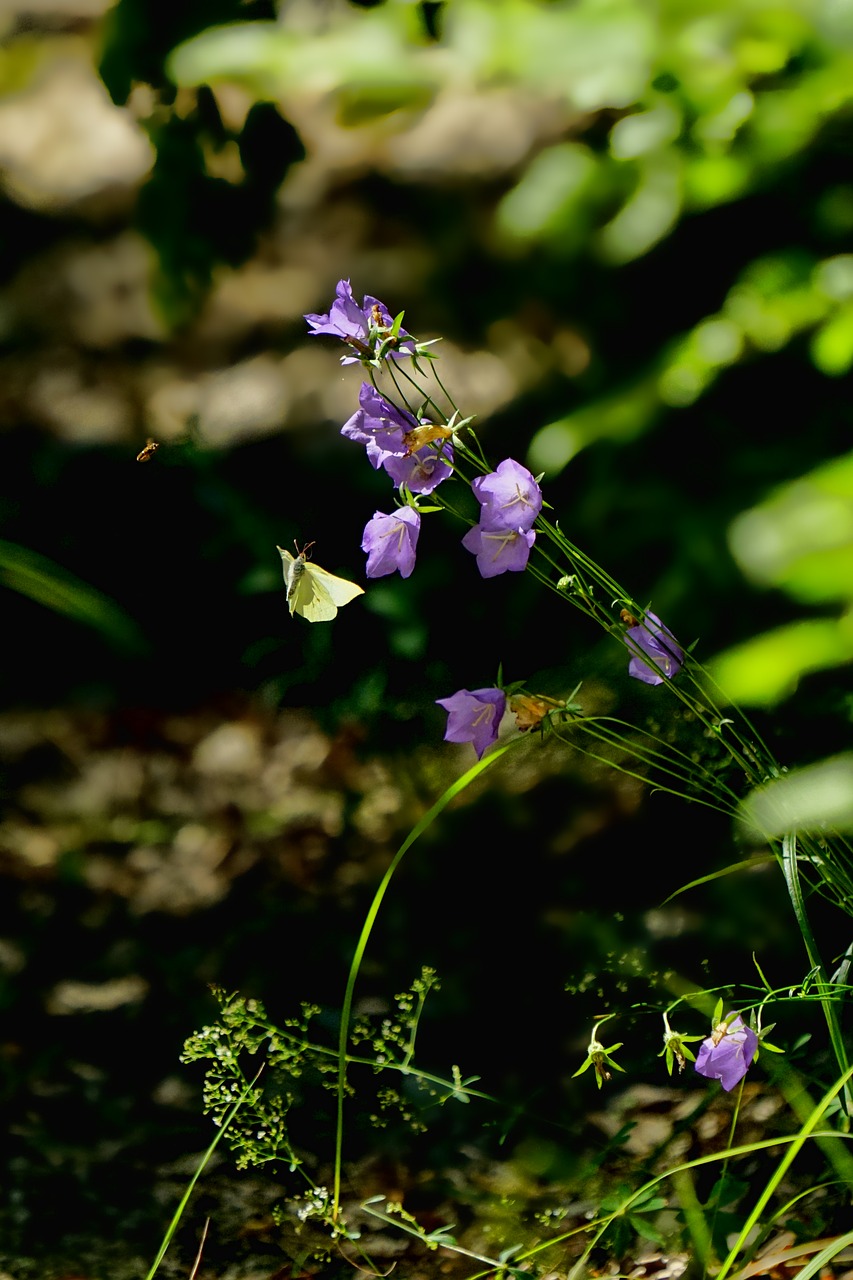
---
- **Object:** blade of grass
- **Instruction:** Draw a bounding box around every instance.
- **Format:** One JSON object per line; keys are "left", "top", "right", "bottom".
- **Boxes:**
{"left": 0, "top": 538, "right": 146, "bottom": 654}
{"left": 781, "top": 832, "right": 851, "bottom": 1115}
{"left": 714, "top": 1063, "right": 853, "bottom": 1280}
{"left": 146, "top": 1065, "right": 264, "bottom": 1280}
{"left": 332, "top": 742, "right": 514, "bottom": 1221}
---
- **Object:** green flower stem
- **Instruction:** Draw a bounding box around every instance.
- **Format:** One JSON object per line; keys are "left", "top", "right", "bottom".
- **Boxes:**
{"left": 146, "top": 1065, "right": 264, "bottom": 1280}
{"left": 569, "top": 711, "right": 744, "bottom": 805}
{"left": 762, "top": 1051, "right": 853, "bottom": 1185}
{"left": 332, "top": 741, "right": 516, "bottom": 1222}
{"left": 359, "top": 363, "right": 853, "bottom": 1108}
{"left": 531, "top": 1114, "right": 853, "bottom": 1280}
{"left": 366, "top": 364, "right": 784, "bottom": 796}
{"left": 781, "top": 832, "right": 851, "bottom": 1116}
{"left": 669, "top": 1166, "right": 713, "bottom": 1273}
{"left": 714, "top": 1062, "right": 853, "bottom": 1280}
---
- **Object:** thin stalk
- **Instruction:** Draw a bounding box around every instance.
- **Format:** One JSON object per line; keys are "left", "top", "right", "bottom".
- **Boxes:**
{"left": 332, "top": 742, "right": 515, "bottom": 1221}
{"left": 146, "top": 1065, "right": 264, "bottom": 1280}
{"left": 714, "top": 1063, "right": 853, "bottom": 1280}
{"left": 557, "top": 714, "right": 744, "bottom": 813}
{"left": 781, "top": 832, "right": 851, "bottom": 1116}
{"left": 670, "top": 1166, "right": 713, "bottom": 1273}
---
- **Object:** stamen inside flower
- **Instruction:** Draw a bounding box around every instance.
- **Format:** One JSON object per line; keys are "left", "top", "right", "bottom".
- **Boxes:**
{"left": 483, "top": 529, "right": 523, "bottom": 560}
{"left": 500, "top": 483, "right": 537, "bottom": 513}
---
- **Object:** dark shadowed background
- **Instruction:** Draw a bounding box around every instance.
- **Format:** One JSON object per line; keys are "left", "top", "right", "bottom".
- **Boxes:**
{"left": 1, "top": 1, "right": 852, "bottom": 1275}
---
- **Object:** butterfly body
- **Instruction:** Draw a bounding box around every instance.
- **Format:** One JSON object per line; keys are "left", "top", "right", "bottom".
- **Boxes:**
{"left": 278, "top": 544, "right": 364, "bottom": 622}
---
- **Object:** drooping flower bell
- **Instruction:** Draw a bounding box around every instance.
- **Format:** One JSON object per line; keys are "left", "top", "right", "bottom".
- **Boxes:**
{"left": 463, "top": 458, "right": 542, "bottom": 578}
{"left": 341, "top": 383, "right": 414, "bottom": 467}
{"left": 361, "top": 508, "right": 421, "bottom": 579}
{"left": 461, "top": 524, "right": 536, "bottom": 577}
{"left": 623, "top": 611, "right": 685, "bottom": 686}
{"left": 305, "top": 280, "right": 415, "bottom": 365}
{"left": 694, "top": 1012, "right": 757, "bottom": 1091}
{"left": 436, "top": 688, "right": 507, "bottom": 759}
{"left": 382, "top": 442, "right": 454, "bottom": 495}
{"left": 471, "top": 458, "right": 542, "bottom": 532}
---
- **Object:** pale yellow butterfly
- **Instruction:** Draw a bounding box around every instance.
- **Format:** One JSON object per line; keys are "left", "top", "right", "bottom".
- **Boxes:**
{"left": 277, "top": 542, "right": 364, "bottom": 623}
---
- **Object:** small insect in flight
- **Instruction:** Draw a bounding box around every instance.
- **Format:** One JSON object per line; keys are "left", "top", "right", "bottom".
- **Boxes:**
{"left": 277, "top": 542, "right": 364, "bottom": 623}
{"left": 136, "top": 438, "right": 160, "bottom": 463}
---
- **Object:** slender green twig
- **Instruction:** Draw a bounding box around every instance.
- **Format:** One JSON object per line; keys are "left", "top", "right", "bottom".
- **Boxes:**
{"left": 780, "top": 831, "right": 851, "bottom": 1115}
{"left": 714, "top": 1063, "right": 853, "bottom": 1280}
{"left": 146, "top": 1065, "right": 264, "bottom": 1280}
{"left": 332, "top": 741, "right": 516, "bottom": 1220}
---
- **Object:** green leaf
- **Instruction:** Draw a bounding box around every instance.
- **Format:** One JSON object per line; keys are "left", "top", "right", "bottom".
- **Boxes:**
{"left": 740, "top": 755, "right": 853, "bottom": 837}
{"left": 710, "top": 617, "right": 853, "bottom": 708}
{"left": 629, "top": 1214, "right": 666, "bottom": 1246}
{"left": 0, "top": 539, "right": 146, "bottom": 655}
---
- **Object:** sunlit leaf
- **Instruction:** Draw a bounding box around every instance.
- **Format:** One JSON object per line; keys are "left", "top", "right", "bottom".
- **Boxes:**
{"left": 709, "top": 616, "right": 853, "bottom": 707}
{"left": 0, "top": 539, "right": 146, "bottom": 655}
{"left": 728, "top": 450, "right": 853, "bottom": 602}
{"left": 740, "top": 755, "right": 853, "bottom": 837}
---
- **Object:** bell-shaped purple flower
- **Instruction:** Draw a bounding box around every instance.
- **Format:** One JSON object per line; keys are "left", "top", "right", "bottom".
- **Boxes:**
{"left": 341, "top": 383, "right": 415, "bottom": 469}
{"left": 625, "top": 612, "right": 684, "bottom": 686}
{"left": 305, "top": 280, "right": 414, "bottom": 364}
{"left": 694, "top": 1013, "right": 757, "bottom": 1091}
{"left": 361, "top": 508, "right": 420, "bottom": 579}
{"left": 462, "top": 524, "right": 536, "bottom": 578}
{"left": 382, "top": 442, "right": 454, "bottom": 494}
{"left": 436, "top": 688, "right": 507, "bottom": 760}
{"left": 471, "top": 459, "right": 542, "bottom": 532}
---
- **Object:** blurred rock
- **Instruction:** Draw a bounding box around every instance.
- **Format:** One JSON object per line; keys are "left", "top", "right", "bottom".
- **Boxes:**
{"left": 195, "top": 353, "right": 290, "bottom": 447}
{"left": 382, "top": 86, "right": 571, "bottom": 180}
{"left": 27, "top": 361, "right": 134, "bottom": 441}
{"left": 193, "top": 720, "right": 264, "bottom": 777}
{"left": 3, "top": 0, "right": 112, "bottom": 18}
{"left": 125, "top": 824, "right": 232, "bottom": 914}
{"left": 46, "top": 973, "right": 149, "bottom": 1013}
{"left": 0, "top": 48, "right": 153, "bottom": 213}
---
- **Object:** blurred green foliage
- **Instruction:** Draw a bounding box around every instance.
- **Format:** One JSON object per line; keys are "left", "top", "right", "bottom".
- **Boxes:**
{"left": 164, "top": 0, "right": 853, "bottom": 739}
{"left": 3, "top": 8, "right": 853, "bottom": 1268}
{"left": 740, "top": 752, "right": 853, "bottom": 836}
{"left": 0, "top": 538, "right": 146, "bottom": 654}
{"left": 168, "top": 0, "right": 853, "bottom": 275}
{"left": 713, "top": 450, "right": 853, "bottom": 706}
{"left": 0, "top": 0, "right": 849, "bottom": 748}
{"left": 136, "top": 94, "right": 304, "bottom": 323}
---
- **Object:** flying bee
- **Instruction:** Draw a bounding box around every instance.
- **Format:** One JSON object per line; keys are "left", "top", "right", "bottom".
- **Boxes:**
{"left": 136, "top": 438, "right": 160, "bottom": 463}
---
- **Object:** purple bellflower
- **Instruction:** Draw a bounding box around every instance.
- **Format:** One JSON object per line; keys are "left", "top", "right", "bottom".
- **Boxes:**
{"left": 341, "top": 383, "right": 414, "bottom": 468}
{"left": 471, "top": 458, "right": 542, "bottom": 532}
{"left": 694, "top": 1013, "right": 757, "bottom": 1091}
{"left": 462, "top": 524, "right": 536, "bottom": 577}
{"left": 305, "top": 280, "right": 414, "bottom": 364}
{"left": 625, "top": 611, "right": 685, "bottom": 686}
{"left": 362, "top": 508, "right": 421, "bottom": 579}
{"left": 382, "top": 442, "right": 454, "bottom": 494}
{"left": 436, "top": 687, "right": 507, "bottom": 760}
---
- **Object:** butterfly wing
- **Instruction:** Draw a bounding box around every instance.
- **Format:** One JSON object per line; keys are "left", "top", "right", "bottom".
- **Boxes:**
{"left": 297, "top": 563, "right": 363, "bottom": 622}
{"left": 278, "top": 548, "right": 305, "bottom": 616}
{"left": 277, "top": 547, "right": 364, "bottom": 623}
{"left": 307, "top": 563, "right": 365, "bottom": 609}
